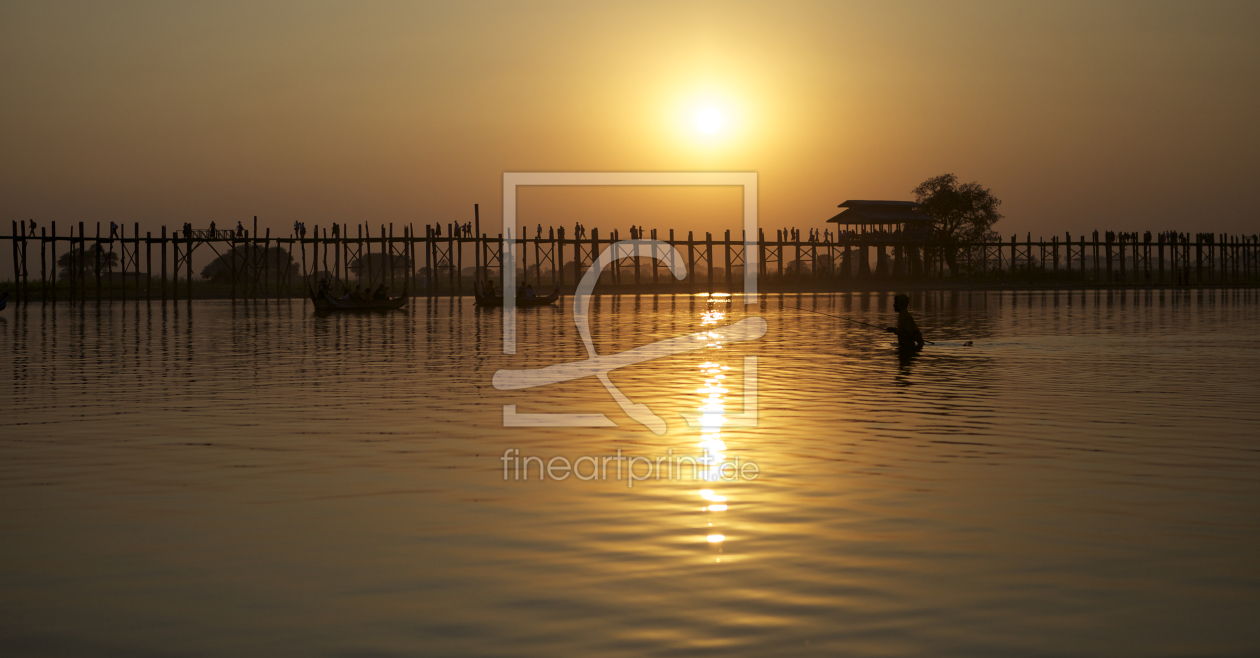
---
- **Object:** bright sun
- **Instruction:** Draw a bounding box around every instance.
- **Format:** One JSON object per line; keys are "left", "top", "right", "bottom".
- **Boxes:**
{"left": 696, "top": 107, "right": 723, "bottom": 134}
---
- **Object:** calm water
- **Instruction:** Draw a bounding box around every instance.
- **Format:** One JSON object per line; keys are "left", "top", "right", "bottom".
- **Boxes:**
{"left": 3, "top": 290, "right": 1260, "bottom": 657}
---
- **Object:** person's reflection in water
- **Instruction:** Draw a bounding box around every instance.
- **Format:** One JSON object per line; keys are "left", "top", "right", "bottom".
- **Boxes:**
{"left": 895, "top": 344, "right": 920, "bottom": 372}
{"left": 886, "top": 293, "right": 925, "bottom": 351}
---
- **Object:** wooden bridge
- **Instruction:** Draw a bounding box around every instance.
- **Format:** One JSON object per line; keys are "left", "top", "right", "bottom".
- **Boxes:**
{"left": 3, "top": 215, "right": 1258, "bottom": 304}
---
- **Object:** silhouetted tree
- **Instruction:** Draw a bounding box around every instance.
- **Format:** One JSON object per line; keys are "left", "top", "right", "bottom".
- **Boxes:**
{"left": 58, "top": 244, "right": 118, "bottom": 279}
{"left": 201, "top": 244, "right": 296, "bottom": 284}
{"left": 913, "top": 173, "right": 1003, "bottom": 274}
{"left": 349, "top": 252, "right": 412, "bottom": 281}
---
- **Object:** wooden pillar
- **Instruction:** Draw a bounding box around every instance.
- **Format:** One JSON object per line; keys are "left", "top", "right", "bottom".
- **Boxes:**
{"left": 574, "top": 230, "right": 582, "bottom": 286}
{"left": 39, "top": 227, "right": 47, "bottom": 303}
{"left": 518, "top": 225, "right": 526, "bottom": 296}
{"left": 557, "top": 227, "right": 565, "bottom": 288}
{"left": 95, "top": 222, "right": 102, "bottom": 301}
{"left": 425, "top": 225, "right": 433, "bottom": 297}
{"left": 473, "top": 205, "right": 480, "bottom": 285}
{"left": 160, "top": 226, "right": 167, "bottom": 301}
{"left": 533, "top": 230, "right": 541, "bottom": 288}
{"left": 1229, "top": 234, "right": 1239, "bottom": 279}
{"left": 1195, "top": 234, "right": 1204, "bottom": 284}
{"left": 757, "top": 228, "right": 766, "bottom": 279}
{"left": 49, "top": 222, "right": 58, "bottom": 302}
{"left": 409, "top": 223, "right": 417, "bottom": 292}
{"left": 724, "top": 229, "right": 732, "bottom": 288}
{"left": 706, "top": 231, "right": 713, "bottom": 290}
{"left": 687, "top": 231, "right": 695, "bottom": 292}
{"left": 186, "top": 230, "right": 193, "bottom": 301}
{"left": 10, "top": 221, "right": 18, "bottom": 305}
{"left": 454, "top": 224, "right": 462, "bottom": 296}
{"left": 1118, "top": 235, "right": 1126, "bottom": 282}
{"left": 633, "top": 236, "right": 640, "bottom": 288}
{"left": 669, "top": 229, "right": 676, "bottom": 290}
{"left": 230, "top": 228, "right": 238, "bottom": 302}
{"left": 611, "top": 230, "right": 620, "bottom": 288}
{"left": 78, "top": 221, "right": 85, "bottom": 301}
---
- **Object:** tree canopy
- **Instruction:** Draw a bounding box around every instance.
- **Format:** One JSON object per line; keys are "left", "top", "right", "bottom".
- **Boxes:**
{"left": 912, "top": 173, "right": 1003, "bottom": 243}
{"left": 58, "top": 244, "right": 118, "bottom": 279}
{"left": 200, "top": 244, "right": 295, "bottom": 284}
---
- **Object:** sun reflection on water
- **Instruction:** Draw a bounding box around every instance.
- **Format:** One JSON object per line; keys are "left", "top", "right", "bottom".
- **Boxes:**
{"left": 696, "top": 305, "right": 732, "bottom": 551}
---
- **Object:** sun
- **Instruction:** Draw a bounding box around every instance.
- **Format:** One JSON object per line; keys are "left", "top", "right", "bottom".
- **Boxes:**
{"left": 696, "top": 107, "right": 723, "bottom": 134}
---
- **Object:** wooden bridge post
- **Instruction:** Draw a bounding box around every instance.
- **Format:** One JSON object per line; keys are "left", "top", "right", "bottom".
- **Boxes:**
{"left": 185, "top": 228, "right": 192, "bottom": 300}
{"left": 518, "top": 225, "right": 526, "bottom": 295}
{"left": 757, "top": 228, "right": 766, "bottom": 279}
{"left": 1234, "top": 235, "right": 1241, "bottom": 283}
{"left": 557, "top": 227, "right": 565, "bottom": 288}
{"left": 686, "top": 231, "right": 695, "bottom": 292}
{"left": 572, "top": 229, "right": 581, "bottom": 286}
{"left": 409, "top": 223, "right": 417, "bottom": 293}
{"left": 230, "top": 227, "right": 238, "bottom": 303}
{"left": 843, "top": 240, "right": 852, "bottom": 281}
{"left": 15, "top": 221, "right": 24, "bottom": 303}
{"left": 454, "top": 223, "right": 462, "bottom": 296}
{"left": 473, "top": 205, "right": 480, "bottom": 285}
{"left": 94, "top": 223, "right": 102, "bottom": 301}
{"left": 649, "top": 229, "right": 658, "bottom": 288}
{"left": 39, "top": 226, "right": 47, "bottom": 303}
{"left": 1106, "top": 232, "right": 1116, "bottom": 283}
{"left": 589, "top": 228, "right": 599, "bottom": 288}
{"left": 668, "top": 229, "right": 676, "bottom": 290}
{"left": 425, "top": 225, "right": 434, "bottom": 297}
{"left": 145, "top": 231, "right": 151, "bottom": 301}
{"left": 1157, "top": 233, "right": 1165, "bottom": 284}
{"left": 536, "top": 228, "right": 546, "bottom": 287}
{"left": 724, "top": 229, "right": 733, "bottom": 289}
{"left": 49, "top": 222, "right": 58, "bottom": 302}
{"left": 778, "top": 230, "right": 786, "bottom": 280}
{"left": 706, "top": 232, "right": 713, "bottom": 290}
{"left": 78, "top": 221, "right": 85, "bottom": 301}
{"left": 159, "top": 226, "right": 167, "bottom": 301}
{"left": 1090, "top": 231, "right": 1098, "bottom": 281}
{"left": 616, "top": 229, "right": 623, "bottom": 288}
{"left": 9, "top": 221, "right": 17, "bottom": 305}
{"left": 1195, "top": 234, "right": 1204, "bottom": 284}
{"left": 1118, "top": 234, "right": 1126, "bottom": 282}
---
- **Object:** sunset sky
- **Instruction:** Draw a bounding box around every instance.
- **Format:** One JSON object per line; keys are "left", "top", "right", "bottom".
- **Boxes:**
{"left": 2, "top": 0, "right": 1257, "bottom": 246}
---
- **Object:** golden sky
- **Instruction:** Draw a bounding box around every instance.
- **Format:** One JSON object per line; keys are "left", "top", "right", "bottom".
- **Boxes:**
{"left": 2, "top": 0, "right": 1257, "bottom": 240}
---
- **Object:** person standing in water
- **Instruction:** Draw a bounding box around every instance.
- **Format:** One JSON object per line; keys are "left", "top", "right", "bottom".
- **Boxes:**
{"left": 886, "top": 294, "right": 925, "bottom": 350}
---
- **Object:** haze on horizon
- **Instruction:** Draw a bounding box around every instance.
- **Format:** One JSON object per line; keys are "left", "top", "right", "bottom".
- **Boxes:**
{"left": 2, "top": 0, "right": 1257, "bottom": 250}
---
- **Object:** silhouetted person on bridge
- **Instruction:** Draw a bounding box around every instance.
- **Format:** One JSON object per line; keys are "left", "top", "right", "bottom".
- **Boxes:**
{"left": 886, "top": 294, "right": 925, "bottom": 351}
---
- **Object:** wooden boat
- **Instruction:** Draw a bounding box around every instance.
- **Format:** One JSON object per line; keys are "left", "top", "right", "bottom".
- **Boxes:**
{"left": 311, "top": 288, "right": 408, "bottom": 312}
{"left": 473, "top": 282, "right": 561, "bottom": 308}
{"left": 0, "top": 291, "right": 7, "bottom": 311}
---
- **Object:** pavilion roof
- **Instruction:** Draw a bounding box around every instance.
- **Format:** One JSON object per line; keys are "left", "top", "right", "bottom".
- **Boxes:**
{"left": 826, "top": 200, "right": 936, "bottom": 226}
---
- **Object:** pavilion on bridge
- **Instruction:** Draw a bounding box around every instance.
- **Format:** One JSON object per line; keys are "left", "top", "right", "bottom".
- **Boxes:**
{"left": 826, "top": 200, "right": 936, "bottom": 277}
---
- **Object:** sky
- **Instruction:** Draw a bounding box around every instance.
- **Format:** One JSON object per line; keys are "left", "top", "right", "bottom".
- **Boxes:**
{"left": 2, "top": 0, "right": 1258, "bottom": 251}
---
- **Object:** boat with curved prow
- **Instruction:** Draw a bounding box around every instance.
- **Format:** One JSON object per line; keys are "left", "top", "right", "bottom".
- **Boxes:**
{"left": 311, "top": 288, "right": 408, "bottom": 312}
{"left": 473, "top": 282, "right": 561, "bottom": 308}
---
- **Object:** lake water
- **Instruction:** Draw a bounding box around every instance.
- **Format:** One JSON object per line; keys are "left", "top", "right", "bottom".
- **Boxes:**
{"left": 3, "top": 290, "right": 1260, "bottom": 656}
